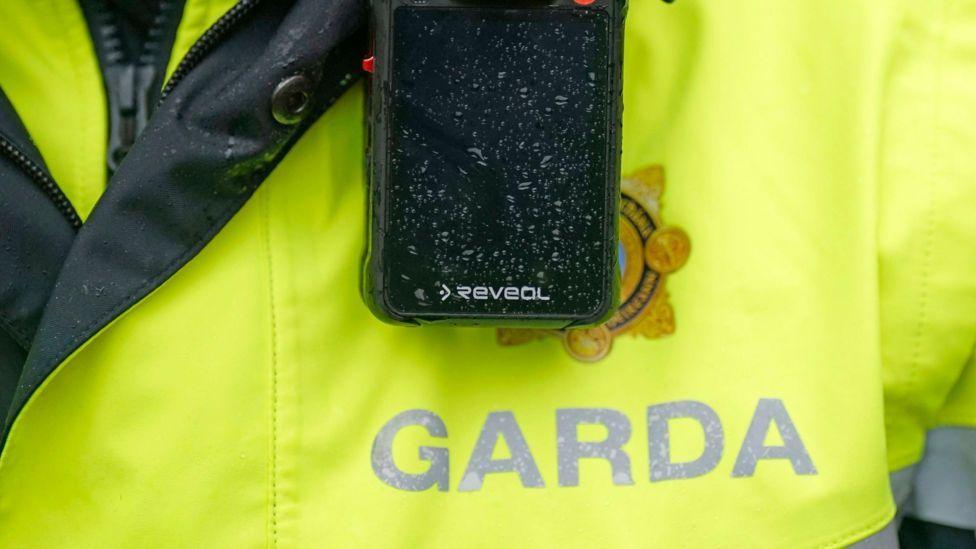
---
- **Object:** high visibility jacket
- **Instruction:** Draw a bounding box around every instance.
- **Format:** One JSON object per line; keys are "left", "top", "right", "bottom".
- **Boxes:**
{"left": 0, "top": 1, "right": 973, "bottom": 548}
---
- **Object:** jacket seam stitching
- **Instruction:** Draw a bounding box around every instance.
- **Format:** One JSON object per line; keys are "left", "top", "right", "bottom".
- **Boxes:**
{"left": 908, "top": 0, "right": 948, "bottom": 430}
{"left": 262, "top": 187, "right": 280, "bottom": 548}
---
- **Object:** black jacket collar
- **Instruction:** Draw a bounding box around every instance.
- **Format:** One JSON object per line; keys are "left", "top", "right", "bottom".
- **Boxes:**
{"left": 1, "top": 0, "right": 367, "bottom": 446}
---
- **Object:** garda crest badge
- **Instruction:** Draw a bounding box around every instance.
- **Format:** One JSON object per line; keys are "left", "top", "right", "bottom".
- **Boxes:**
{"left": 497, "top": 166, "right": 690, "bottom": 362}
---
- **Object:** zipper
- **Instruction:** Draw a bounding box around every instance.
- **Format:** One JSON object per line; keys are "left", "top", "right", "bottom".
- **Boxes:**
{"left": 159, "top": 0, "right": 262, "bottom": 102}
{"left": 0, "top": 136, "right": 82, "bottom": 230}
{"left": 0, "top": 1, "right": 256, "bottom": 230}
{"left": 83, "top": 0, "right": 182, "bottom": 177}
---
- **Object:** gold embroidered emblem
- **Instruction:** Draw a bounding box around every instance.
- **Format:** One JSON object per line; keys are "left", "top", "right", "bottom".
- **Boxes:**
{"left": 497, "top": 166, "right": 689, "bottom": 362}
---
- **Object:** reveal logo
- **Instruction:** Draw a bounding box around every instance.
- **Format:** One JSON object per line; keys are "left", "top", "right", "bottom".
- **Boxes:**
{"left": 439, "top": 284, "right": 551, "bottom": 302}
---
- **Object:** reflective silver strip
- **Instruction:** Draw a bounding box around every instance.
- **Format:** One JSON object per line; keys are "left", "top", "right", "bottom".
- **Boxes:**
{"left": 890, "top": 465, "right": 918, "bottom": 516}
{"left": 848, "top": 520, "right": 899, "bottom": 549}
{"left": 903, "top": 427, "right": 976, "bottom": 530}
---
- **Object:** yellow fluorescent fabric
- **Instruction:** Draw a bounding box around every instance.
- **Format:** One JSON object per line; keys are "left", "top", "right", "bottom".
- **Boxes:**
{"left": 1, "top": 0, "right": 974, "bottom": 547}
{"left": 0, "top": 195, "right": 273, "bottom": 548}
{"left": 164, "top": 0, "right": 238, "bottom": 81}
{"left": 879, "top": 0, "right": 976, "bottom": 470}
{"left": 0, "top": 0, "right": 107, "bottom": 218}
{"left": 938, "top": 350, "right": 976, "bottom": 427}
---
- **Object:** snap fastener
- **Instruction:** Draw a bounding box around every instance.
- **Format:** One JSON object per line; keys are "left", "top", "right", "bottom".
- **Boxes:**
{"left": 272, "top": 74, "right": 312, "bottom": 125}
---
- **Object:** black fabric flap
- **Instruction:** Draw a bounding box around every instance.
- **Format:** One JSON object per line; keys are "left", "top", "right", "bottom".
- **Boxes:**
{"left": 2, "top": 0, "right": 366, "bottom": 443}
{"left": 0, "top": 89, "right": 77, "bottom": 414}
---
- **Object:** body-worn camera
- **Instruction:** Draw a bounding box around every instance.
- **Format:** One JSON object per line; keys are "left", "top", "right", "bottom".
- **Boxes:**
{"left": 362, "top": 0, "right": 627, "bottom": 327}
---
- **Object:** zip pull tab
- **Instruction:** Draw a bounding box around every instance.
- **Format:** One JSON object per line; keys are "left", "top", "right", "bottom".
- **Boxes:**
{"left": 105, "top": 63, "right": 156, "bottom": 176}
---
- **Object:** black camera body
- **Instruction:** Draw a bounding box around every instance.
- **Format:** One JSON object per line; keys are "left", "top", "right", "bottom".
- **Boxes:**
{"left": 362, "top": 0, "right": 627, "bottom": 327}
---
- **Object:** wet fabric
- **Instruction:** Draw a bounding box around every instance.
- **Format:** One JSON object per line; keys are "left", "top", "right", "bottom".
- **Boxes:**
{"left": 0, "top": 1, "right": 108, "bottom": 218}
{"left": 0, "top": 90, "right": 76, "bottom": 414}
{"left": 1, "top": 0, "right": 365, "bottom": 443}
{"left": 0, "top": 0, "right": 972, "bottom": 548}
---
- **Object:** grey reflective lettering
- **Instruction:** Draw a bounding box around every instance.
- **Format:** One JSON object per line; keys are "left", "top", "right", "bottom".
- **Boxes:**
{"left": 457, "top": 287, "right": 472, "bottom": 299}
{"left": 473, "top": 287, "right": 489, "bottom": 299}
{"left": 732, "top": 398, "right": 817, "bottom": 477}
{"left": 504, "top": 287, "right": 520, "bottom": 300}
{"left": 648, "top": 401, "right": 724, "bottom": 482}
{"left": 371, "top": 409, "right": 449, "bottom": 491}
{"left": 557, "top": 408, "right": 634, "bottom": 487}
{"left": 458, "top": 411, "right": 544, "bottom": 491}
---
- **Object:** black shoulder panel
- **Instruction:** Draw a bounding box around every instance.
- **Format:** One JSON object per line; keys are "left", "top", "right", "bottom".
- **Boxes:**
{"left": 0, "top": 334, "right": 25, "bottom": 418}
{"left": 0, "top": 90, "right": 77, "bottom": 414}
{"left": 2, "top": 0, "right": 366, "bottom": 443}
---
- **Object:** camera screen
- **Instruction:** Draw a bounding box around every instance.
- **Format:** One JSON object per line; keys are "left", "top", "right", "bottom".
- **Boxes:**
{"left": 386, "top": 7, "right": 613, "bottom": 318}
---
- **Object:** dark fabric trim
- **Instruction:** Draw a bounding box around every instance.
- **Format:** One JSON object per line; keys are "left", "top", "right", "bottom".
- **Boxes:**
{"left": 0, "top": 89, "right": 76, "bottom": 414}
{"left": 0, "top": 334, "right": 25, "bottom": 423}
{"left": 0, "top": 91, "right": 49, "bottom": 168}
{"left": 900, "top": 517, "right": 976, "bottom": 549}
{"left": 1, "top": 0, "right": 366, "bottom": 446}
